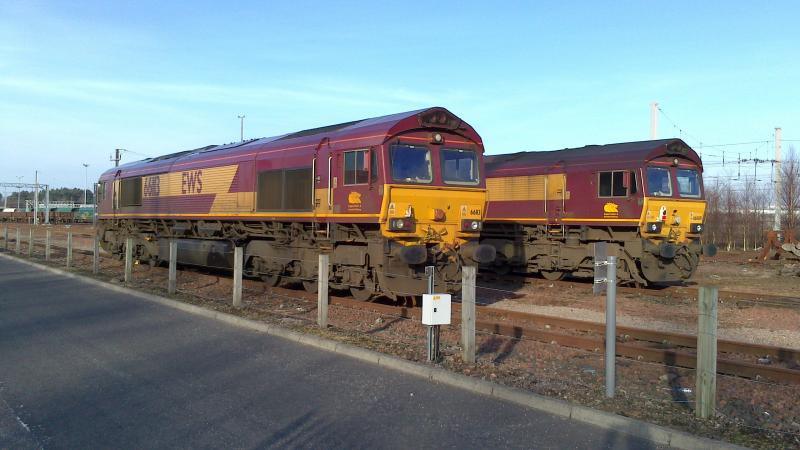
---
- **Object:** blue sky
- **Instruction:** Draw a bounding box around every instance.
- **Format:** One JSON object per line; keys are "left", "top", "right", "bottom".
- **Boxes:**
{"left": 1, "top": 0, "right": 798, "bottom": 190}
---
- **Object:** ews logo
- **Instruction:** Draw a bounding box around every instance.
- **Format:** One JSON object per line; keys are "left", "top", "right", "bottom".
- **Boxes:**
{"left": 181, "top": 170, "right": 203, "bottom": 194}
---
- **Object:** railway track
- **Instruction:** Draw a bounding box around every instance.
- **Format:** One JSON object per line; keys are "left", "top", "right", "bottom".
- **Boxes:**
{"left": 479, "top": 273, "right": 800, "bottom": 309}
{"left": 5, "top": 236, "right": 800, "bottom": 384}
{"left": 332, "top": 296, "right": 800, "bottom": 385}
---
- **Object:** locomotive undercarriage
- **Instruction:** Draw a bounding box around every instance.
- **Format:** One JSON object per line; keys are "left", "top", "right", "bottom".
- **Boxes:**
{"left": 97, "top": 218, "right": 469, "bottom": 300}
{"left": 481, "top": 223, "right": 702, "bottom": 285}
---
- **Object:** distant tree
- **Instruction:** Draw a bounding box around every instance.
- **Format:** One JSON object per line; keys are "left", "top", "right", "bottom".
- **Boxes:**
{"left": 781, "top": 146, "right": 800, "bottom": 239}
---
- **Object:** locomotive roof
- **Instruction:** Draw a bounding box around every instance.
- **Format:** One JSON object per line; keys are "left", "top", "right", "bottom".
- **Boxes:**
{"left": 102, "top": 107, "right": 481, "bottom": 178}
{"left": 486, "top": 138, "right": 702, "bottom": 175}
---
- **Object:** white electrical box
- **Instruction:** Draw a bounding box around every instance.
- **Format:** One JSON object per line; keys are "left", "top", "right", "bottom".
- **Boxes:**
{"left": 422, "top": 293, "right": 451, "bottom": 325}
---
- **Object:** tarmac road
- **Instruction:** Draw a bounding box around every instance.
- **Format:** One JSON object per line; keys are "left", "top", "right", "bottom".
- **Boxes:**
{"left": 0, "top": 256, "right": 660, "bottom": 449}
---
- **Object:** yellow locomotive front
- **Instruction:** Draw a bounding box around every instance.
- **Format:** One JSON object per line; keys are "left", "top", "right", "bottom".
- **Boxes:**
{"left": 371, "top": 136, "right": 495, "bottom": 298}
{"left": 637, "top": 153, "right": 715, "bottom": 282}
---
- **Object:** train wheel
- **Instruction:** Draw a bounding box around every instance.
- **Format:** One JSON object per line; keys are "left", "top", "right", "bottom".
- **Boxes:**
{"left": 540, "top": 270, "right": 565, "bottom": 281}
{"left": 302, "top": 280, "right": 318, "bottom": 293}
{"left": 349, "top": 286, "right": 374, "bottom": 302}
{"left": 261, "top": 273, "right": 281, "bottom": 287}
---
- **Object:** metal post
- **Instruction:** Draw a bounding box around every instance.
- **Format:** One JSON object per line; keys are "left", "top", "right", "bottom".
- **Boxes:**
{"left": 15, "top": 228, "right": 20, "bottom": 254}
{"left": 317, "top": 254, "right": 329, "bottom": 328}
{"left": 605, "top": 255, "right": 617, "bottom": 398}
{"left": 426, "top": 266, "right": 440, "bottom": 363}
{"left": 124, "top": 237, "right": 133, "bottom": 283}
{"left": 92, "top": 233, "right": 100, "bottom": 274}
{"left": 461, "top": 265, "right": 476, "bottom": 363}
{"left": 774, "top": 127, "right": 782, "bottom": 232}
{"left": 232, "top": 246, "right": 243, "bottom": 307}
{"left": 66, "top": 231, "right": 73, "bottom": 269}
{"left": 696, "top": 286, "right": 718, "bottom": 419}
{"left": 45, "top": 229, "right": 51, "bottom": 260}
{"left": 33, "top": 171, "right": 39, "bottom": 225}
{"left": 44, "top": 188, "right": 50, "bottom": 225}
{"left": 27, "top": 228, "right": 33, "bottom": 257}
{"left": 168, "top": 238, "right": 177, "bottom": 295}
{"left": 3, "top": 226, "right": 7, "bottom": 251}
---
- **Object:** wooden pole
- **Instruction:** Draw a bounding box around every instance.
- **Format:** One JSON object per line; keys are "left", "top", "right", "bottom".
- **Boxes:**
{"left": 696, "top": 286, "right": 718, "bottom": 419}
{"left": 66, "top": 231, "right": 73, "bottom": 269}
{"left": 124, "top": 237, "right": 133, "bottom": 283}
{"left": 317, "top": 253, "right": 329, "bottom": 328}
{"left": 232, "top": 246, "right": 243, "bottom": 307}
{"left": 461, "top": 265, "right": 476, "bottom": 363}
{"left": 45, "top": 229, "right": 51, "bottom": 260}
{"left": 92, "top": 233, "right": 100, "bottom": 274}
{"left": 168, "top": 239, "right": 177, "bottom": 296}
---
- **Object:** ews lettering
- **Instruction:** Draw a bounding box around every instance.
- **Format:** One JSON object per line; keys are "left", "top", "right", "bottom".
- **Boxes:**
{"left": 181, "top": 170, "right": 203, "bottom": 194}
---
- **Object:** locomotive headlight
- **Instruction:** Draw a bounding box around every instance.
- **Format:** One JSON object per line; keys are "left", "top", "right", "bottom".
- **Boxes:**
{"left": 389, "top": 217, "right": 415, "bottom": 232}
{"left": 461, "top": 220, "right": 482, "bottom": 231}
{"left": 645, "top": 222, "right": 663, "bottom": 233}
{"left": 690, "top": 223, "right": 704, "bottom": 234}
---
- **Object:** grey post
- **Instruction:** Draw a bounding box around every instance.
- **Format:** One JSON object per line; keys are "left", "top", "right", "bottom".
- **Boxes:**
{"left": 45, "top": 229, "right": 51, "bottom": 260}
{"left": 15, "top": 228, "right": 20, "bottom": 254}
{"left": 696, "top": 286, "right": 718, "bottom": 419}
{"left": 168, "top": 238, "right": 177, "bottom": 295}
{"left": 605, "top": 255, "right": 617, "bottom": 398}
{"left": 232, "top": 246, "right": 243, "bottom": 307}
{"left": 317, "top": 253, "right": 329, "bottom": 328}
{"left": 66, "top": 231, "right": 73, "bottom": 269}
{"left": 461, "top": 265, "right": 476, "bottom": 363}
{"left": 426, "top": 266, "right": 440, "bottom": 363}
{"left": 27, "top": 228, "right": 33, "bottom": 256}
{"left": 124, "top": 237, "right": 133, "bottom": 283}
{"left": 92, "top": 232, "right": 100, "bottom": 274}
{"left": 3, "top": 226, "right": 7, "bottom": 250}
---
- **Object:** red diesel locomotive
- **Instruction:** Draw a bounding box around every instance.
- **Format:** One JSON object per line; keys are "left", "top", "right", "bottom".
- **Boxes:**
{"left": 96, "top": 107, "right": 495, "bottom": 299}
{"left": 480, "top": 139, "right": 714, "bottom": 285}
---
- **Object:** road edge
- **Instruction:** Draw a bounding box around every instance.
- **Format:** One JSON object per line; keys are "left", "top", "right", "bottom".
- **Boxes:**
{"left": 0, "top": 251, "right": 745, "bottom": 450}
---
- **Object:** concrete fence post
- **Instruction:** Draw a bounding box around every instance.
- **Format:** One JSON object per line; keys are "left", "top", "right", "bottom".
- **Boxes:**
{"left": 27, "top": 228, "right": 33, "bottom": 257}
{"left": 66, "top": 232, "right": 73, "bottom": 269}
{"left": 15, "top": 228, "right": 20, "bottom": 254}
{"left": 124, "top": 237, "right": 133, "bottom": 283}
{"left": 93, "top": 233, "right": 100, "bottom": 274}
{"left": 696, "top": 286, "right": 718, "bottom": 419}
{"left": 317, "top": 253, "right": 329, "bottom": 328}
{"left": 461, "top": 265, "right": 476, "bottom": 363}
{"left": 232, "top": 246, "right": 243, "bottom": 307}
{"left": 3, "top": 226, "right": 7, "bottom": 250}
{"left": 168, "top": 238, "right": 177, "bottom": 296}
{"left": 45, "top": 229, "right": 51, "bottom": 261}
{"left": 605, "top": 255, "right": 617, "bottom": 398}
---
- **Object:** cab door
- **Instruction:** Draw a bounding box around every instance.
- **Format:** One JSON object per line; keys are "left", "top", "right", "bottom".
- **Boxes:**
{"left": 546, "top": 162, "right": 566, "bottom": 224}
{"left": 331, "top": 147, "right": 378, "bottom": 216}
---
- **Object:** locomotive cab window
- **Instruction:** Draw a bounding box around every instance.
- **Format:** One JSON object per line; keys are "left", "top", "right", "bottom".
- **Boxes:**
{"left": 441, "top": 148, "right": 479, "bottom": 185}
{"left": 676, "top": 168, "right": 701, "bottom": 198}
{"left": 390, "top": 144, "right": 432, "bottom": 183}
{"left": 119, "top": 177, "right": 142, "bottom": 207}
{"left": 598, "top": 171, "right": 628, "bottom": 197}
{"left": 647, "top": 167, "right": 673, "bottom": 197}
{"left": 344, "top": 149, "right": 369, "bottom": 185}
{"left": 257, "top": 167, "right": 313, "bottom": 211}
